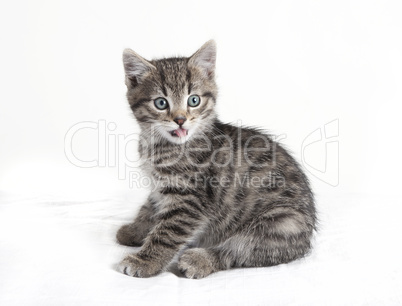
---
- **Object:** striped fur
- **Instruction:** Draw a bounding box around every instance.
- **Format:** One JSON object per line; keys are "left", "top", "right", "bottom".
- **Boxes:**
{"left": 117, "top": 40, "right": 316, "bottom": 278}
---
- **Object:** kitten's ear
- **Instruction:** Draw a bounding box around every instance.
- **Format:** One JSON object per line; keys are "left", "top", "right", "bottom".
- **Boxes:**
{"left": 188, "top": 40, "right": 216, "bottom": 78}
{"left": 123, "top": 49, "right": 156, "bottom": 87}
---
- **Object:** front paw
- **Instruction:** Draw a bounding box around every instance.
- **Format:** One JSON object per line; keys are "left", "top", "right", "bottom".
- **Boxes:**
{"left": 118, "top": 254, "right": 162, "bottom": 278}
{"left": 178, "top": 248, "right": 217, "bottom": 279}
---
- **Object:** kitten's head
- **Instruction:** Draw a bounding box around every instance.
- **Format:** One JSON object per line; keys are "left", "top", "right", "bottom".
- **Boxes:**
{"left": 123, "top": 40, "right": 218, "bottom": 144}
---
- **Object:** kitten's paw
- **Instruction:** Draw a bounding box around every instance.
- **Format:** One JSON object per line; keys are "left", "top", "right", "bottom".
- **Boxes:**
{"left": 118, "top": 254, "right": 162, "bottom": 278}
{"left": 116, "top": 224, "right": 144, "bottom": 246}
{"left": 178, "top": 248, "right": 217, "bottom": 279}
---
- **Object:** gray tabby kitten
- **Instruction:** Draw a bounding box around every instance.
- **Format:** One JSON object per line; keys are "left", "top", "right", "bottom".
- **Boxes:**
{"left": 117, "top": 40, "right": 316, "bottom": 279}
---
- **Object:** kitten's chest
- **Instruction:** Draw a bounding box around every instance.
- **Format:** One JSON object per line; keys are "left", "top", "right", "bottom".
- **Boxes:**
{"left": 142, "top": 159, "right": 201, "bottom": 191}
{"left": 141, "top": 142, "right": 212, "bottom": 182}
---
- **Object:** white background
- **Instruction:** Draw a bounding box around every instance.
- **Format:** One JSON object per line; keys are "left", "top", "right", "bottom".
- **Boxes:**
{"left": 1, "top": 0, "right": 401, "bottom": 196}
{"left": 1, "top": 1, "right": 402, "bottom": 305}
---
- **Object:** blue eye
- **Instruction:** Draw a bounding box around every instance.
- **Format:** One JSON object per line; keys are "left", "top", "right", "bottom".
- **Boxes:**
{"left": 154, "top": 98, "right": 168, "bottom": 110}
{"left": 188, "top": 95, "right": 201, "bottom": 107}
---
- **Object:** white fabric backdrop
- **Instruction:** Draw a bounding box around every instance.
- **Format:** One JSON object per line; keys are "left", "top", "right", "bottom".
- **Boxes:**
{"left": 1, "top": 192, "right": 401, "bottom": 305}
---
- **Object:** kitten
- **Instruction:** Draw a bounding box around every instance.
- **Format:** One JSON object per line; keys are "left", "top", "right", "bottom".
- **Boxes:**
{"left": 116, "top": 40, "right": 316, "bottom": 279}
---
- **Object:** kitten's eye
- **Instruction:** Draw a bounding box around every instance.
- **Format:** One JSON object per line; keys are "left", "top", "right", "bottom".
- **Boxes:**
{"left": 154, "top": 98, "right": 169, "bottom": 110}
{"left": 188, "top": 95, "right": 201, "bottom": 107}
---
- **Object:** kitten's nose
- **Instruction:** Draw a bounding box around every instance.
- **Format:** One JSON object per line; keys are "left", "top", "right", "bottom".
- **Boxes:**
{"left": 174, "top": 116, "right": 187, "bottom": 126}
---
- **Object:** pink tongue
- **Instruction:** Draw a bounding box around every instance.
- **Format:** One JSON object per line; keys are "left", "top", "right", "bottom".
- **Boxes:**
{"left": 174, "top": 128, "right": 187, "bottom": 138}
